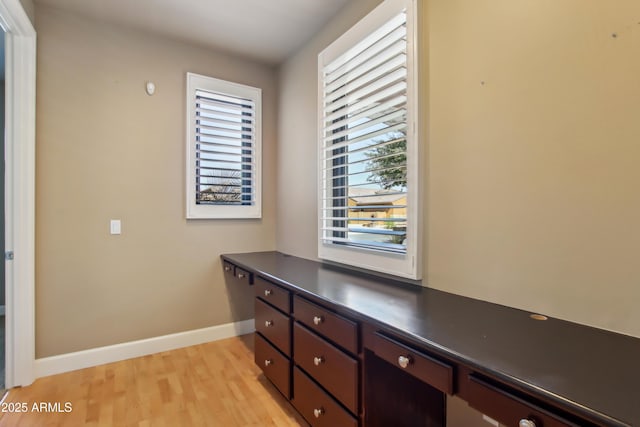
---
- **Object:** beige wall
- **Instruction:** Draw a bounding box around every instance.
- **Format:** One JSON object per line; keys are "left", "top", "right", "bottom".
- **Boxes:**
{"left": 277, "top": 0, "right": 640, "bottom": 338}
{"left": 35, "top": 6, "right": 277, "bottom": 357}
{"left": 427, "top": 0, "right": 640, "bottom": 338}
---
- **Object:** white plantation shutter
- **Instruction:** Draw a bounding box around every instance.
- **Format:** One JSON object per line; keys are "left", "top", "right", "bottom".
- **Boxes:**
{"left": 194, "top": 91, "right": 255, "bottom": 204}
{"left": 318, "top": 0, "right": 420, "bottom": 279}
{"left": 320, "top": 8, "right": 408, "bottom": 251}
{"left": 186, "top": 73, "right": 262, "bottom": 219}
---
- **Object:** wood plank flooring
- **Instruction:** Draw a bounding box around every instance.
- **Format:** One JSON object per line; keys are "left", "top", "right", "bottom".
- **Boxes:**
{"left": 0, "top": 334, "right": 308, "bottom": 426}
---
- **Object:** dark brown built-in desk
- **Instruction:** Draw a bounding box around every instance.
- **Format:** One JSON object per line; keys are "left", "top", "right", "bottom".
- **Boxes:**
{"left": 222, "top": 251, "right": 640, "bottom": 427}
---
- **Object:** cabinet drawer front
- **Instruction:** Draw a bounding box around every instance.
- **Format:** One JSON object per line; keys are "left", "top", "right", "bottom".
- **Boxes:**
{"left": 292, "top": 367, "right": 358, "bottom": 427}
{"left": 294, "top": 296, "right": 358, "bottom": 354}
{"left": 223, "top": 261, "right": 236, "bottom": 277}
{"left": 255, "top": 277, "right": 291, "bottom": 314}
{"left": 255, "top": 333, "right": 291, "bottom": 398}
{"left": 255, "top": 298, "right": 291, "bottom": 356}
{"left": 466, "top": 375, "right": 577, "bottom": 427}
{"left": 294, "top": 323, "right": 358, "bottom": 413}
{"left": 371, "top": 332, "right": 453, "bottom": 395}
{"left": 235, "top": 266, "right": 253, "bottom": 285}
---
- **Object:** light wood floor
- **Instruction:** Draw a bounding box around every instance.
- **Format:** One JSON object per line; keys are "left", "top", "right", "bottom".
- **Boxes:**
{"left": 0, "top": 334, "right": 308, "bottom": 427}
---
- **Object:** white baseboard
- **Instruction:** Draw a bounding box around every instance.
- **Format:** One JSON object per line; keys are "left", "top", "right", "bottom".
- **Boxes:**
{"left": 35, "top": 319, "right": 255, "bottom": 379}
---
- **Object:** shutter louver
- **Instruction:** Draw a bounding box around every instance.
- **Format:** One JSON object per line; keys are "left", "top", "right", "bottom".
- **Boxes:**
{"left": 194, "top": 90, "right": 256, "bottom": 206}
{"left": 320, "top": 9, "right": 409, "bottom": 254}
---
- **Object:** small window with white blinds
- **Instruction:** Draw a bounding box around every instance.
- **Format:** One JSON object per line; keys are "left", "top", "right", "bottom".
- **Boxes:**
{"left": 318, "top": 0, "right": 420, "bottom": 279}
{"left": 186, "top": 73, "right": 262, "bottom": 219}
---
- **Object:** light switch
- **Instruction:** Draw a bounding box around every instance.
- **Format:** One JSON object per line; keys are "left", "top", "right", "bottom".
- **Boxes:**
{"left": 110, "top": 219, "right": 121, "bottom": 235}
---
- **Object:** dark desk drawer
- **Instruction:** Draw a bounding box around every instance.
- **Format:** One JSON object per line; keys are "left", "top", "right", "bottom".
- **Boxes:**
{"left": 294, "top": 322, "right": 358, "bottom": 414}
{"left": 255, "top": 333, "right": 291, "bottom": 399}
{"left": 223, "top": 260, "right": 253, "bottom": 285}
{"left": 466, "top": 374, "right": 577, "bottom": 427}
{"left": 371, "top": 331, "right": 453, "bottom": 395}
{"left": 292, "top": 367, "right": 357, "bottom": 427}
{"left": 294, "top": 296, "right": 358, "bottom": 354}
{"left": 223, "top": 261, "right": 235, "bottom": 276}
{"left": 255, "top": 276, "right": 291, "bottom": 314}
{"left": 235, "top": 266, "right": 253, "bottom": 285}
{"left": 255, "top": 298, "right": 291, "bottom": 356}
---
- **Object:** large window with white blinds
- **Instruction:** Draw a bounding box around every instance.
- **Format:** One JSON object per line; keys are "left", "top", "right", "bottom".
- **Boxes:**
{"left": 186, "top": 73, "right": 262, "bottom": 219}
{"left": 318, "top": 0, "right": 420, "bottom": 279}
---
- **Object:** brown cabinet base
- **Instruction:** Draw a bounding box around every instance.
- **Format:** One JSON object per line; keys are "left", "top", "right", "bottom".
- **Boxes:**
{"left": 223, "top": 252, "right": 629, "bottom": 427}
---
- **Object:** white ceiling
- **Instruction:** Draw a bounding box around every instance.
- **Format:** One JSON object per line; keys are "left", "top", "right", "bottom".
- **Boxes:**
{"left": 34, "top": 0, "right": 351, "bottom": 65}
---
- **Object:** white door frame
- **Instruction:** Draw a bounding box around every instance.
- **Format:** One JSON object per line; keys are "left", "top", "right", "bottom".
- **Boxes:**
{"left": 0, "top": 0, "right": 36, "bottom": 388}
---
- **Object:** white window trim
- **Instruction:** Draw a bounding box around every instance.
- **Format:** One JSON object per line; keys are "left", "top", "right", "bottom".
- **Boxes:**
{"left": 317, "top": 0, "right": 421, "bottom": 280}
{"left": 186, "top": 72, "right": 262, "bottom": 219}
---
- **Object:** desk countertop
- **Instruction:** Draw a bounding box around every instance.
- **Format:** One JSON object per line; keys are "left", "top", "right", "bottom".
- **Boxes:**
{"left": 222, "top": 251, "right": 640, "bottom": 427}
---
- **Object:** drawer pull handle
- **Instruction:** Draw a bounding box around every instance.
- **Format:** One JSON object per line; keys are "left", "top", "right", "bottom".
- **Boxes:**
{"left": 265, "top": 320, "right": 273, "bottom": 327}
{"left": 313, "top": 316, "right": 324, "bottom": 325}
{"left": 264, "top": 359, "right": 272, "bottom": 367}
{"left": 237, "top": 273, "right": 246, "bottom": 279}
{"left": 264, "top": 289, "right": 272, "bottom": 297}
{"left": 313, "top": 356, "right": 324, "bottom": 366}
{"left": 313, "top": 408, "right": 324, "bottom": 418}
{"left": 224, "top": 266, "right": 231, "bottom": 272}
{"left": 398, "top": 355, "right": 411, "bottom": 369}
{"left": 519, "top": 420, "right": 536, "bottom": 427}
